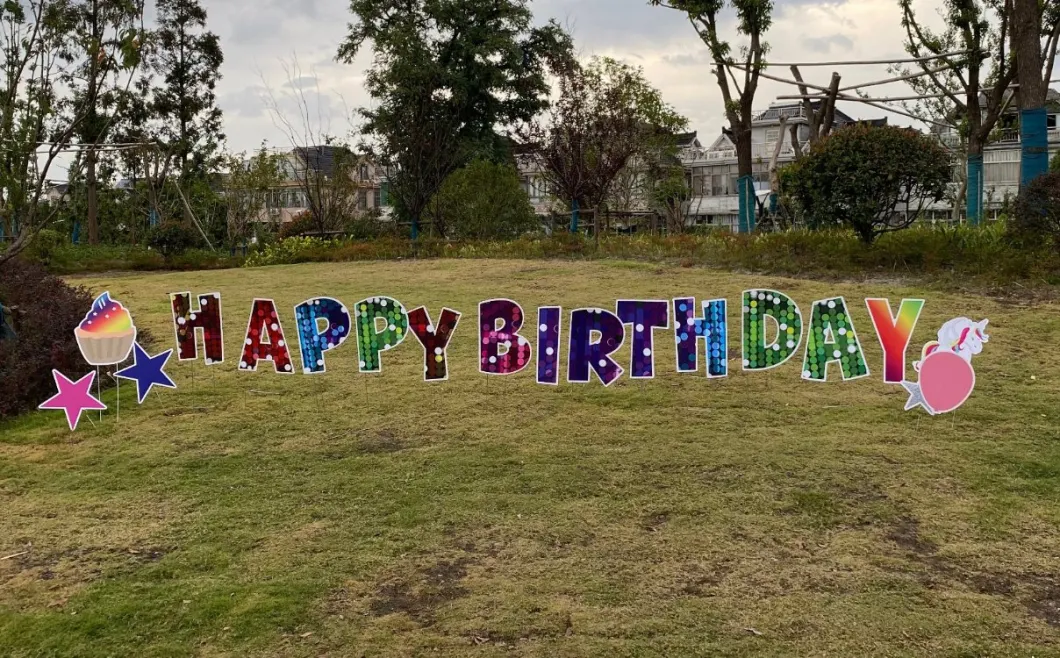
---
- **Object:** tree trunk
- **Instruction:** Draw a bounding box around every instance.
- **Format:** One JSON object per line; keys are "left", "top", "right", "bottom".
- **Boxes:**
{"left": 953, "top": 164, "right": 968, "bottom": 223}
{"left": 1013, "top": 0, "right": 1049, "bottom": 187}
{"left": 768, "top": 117, "right": 789, "bottom": 224}
{"left": 87, "top": 147, "right": 99, "bottom": 244}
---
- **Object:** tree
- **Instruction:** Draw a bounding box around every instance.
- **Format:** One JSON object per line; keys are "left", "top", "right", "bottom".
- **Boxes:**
{"left": 288, "top": 144, "right": 362, "bottom": 235}
{"left": 897, "top": 0, "right": 1019, "bottom": 225}
{"left": 263, "top": 62, "right": 363, "bottom": 236}
{"left": 1009, "top": 170, "right": 1060, "bottom": 254}
{"left": 781, "top": 125, "right": 952, "bottom": 244}
{"left": 651, "top": 0, "right": 774, "bottom": 233}
{"left": 522, "top": 57, "right": 687, "bottom": 233}
{"left": 1011, "top": 0, "right": 1060, "bottom": 187}
{"left": 652, "top": 172, "right": 691, "bottom": 233}
{"left": 337, "top": 0, "right": 574, "bottom": 237}
{"left": 221, "top": 146, "right": 282, "bottom": 248}
{"left": 66, "top": 0, "right": 144, "bottom": 244}
{"left": 424, "top": 159, "right": 538, "bottom": 239}
{"left": 0, "top": 1, "right": 143, "bottom": 266}
{"left": 151, "top": 0, "right": 223, "bottom": 183}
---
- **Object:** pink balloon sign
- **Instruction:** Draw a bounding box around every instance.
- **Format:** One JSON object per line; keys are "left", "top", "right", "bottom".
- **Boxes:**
{"left": 902, "top": 316, "right": 987, "bottom": 416}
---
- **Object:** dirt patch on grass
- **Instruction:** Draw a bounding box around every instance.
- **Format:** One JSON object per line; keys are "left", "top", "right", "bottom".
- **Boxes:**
{"left": 368, "top": 557, "right": 472, "bottom": 625}
{"left": 358, "top": 430, "right": 408, "bottom": 454}
{"left": 885, "top": 516, "right": 1060, "bottom": 627}
{"left": 641, "top": 512, "right": 670, "bottom": 532}
{"left": 1026, "top": 585, "right": 1060, "bottom": 626}
{"left": 678, "top": 562, "right": 729, "bottom": 596}
{"left": 887, "top": 517, "right": 938, "bottom": 555}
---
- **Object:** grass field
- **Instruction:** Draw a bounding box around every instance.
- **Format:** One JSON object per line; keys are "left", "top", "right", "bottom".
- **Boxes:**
{"left": 1, "top": 259, "right": 1059, "bottom": 657}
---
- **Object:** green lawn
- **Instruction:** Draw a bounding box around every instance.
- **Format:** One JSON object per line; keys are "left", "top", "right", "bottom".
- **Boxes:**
{"left": 1, "top": 259, "right": 1059, "bottom": 657}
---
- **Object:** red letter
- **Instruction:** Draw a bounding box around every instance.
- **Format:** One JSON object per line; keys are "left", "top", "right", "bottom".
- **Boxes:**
{"left": 171, "top": 291, "right": 224, "bottom": 364}
{"left": 239, "top": 298, "right": 293, "bottom": 374}
{"left": 408, "top": 306, "right": 461, "bottom": 381}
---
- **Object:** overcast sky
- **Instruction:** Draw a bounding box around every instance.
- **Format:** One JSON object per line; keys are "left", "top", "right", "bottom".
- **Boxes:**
{"left": 200, "top": 0, "right": 942, "bottom": 154}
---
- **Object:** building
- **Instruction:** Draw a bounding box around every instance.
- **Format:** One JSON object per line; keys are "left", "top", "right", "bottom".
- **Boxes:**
{"left": 680, "top": 102, "right": 872, "bottom": 230}
{"left": 926, "top": 88, "right": 1060, "bottom": 221}
{"left": 258, "top": 146, "right": 392, "bottom": 225}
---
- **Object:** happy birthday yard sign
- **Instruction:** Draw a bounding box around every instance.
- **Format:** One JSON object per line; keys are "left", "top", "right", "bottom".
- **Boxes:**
{"left": 36, "top": 289, "right": 991, "bottom": 431}
{"left": 168, "top": 290, "right": 988, "bottom": 407}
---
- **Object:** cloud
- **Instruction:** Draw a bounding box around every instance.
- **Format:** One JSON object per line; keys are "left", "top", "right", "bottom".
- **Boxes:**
{"left": 285, "top": 76, "right": 319, "bottom": 90}
{"left": 196, "top": 0, "right": 936, "bottom": 157}
{"left": 801, "top": 34, "right": 855, "bottom": 54}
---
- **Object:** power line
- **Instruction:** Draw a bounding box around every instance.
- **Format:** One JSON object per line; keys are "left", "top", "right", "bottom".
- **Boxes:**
{"left": 765, "top": 51, "right": 973, "bottom": 67}
{"left": 730, "top": 63, "right": 952, "bottom": 127}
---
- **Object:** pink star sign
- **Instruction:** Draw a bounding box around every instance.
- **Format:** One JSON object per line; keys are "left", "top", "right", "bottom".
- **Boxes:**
{"left": 37, "top": 370, "right": 107, "bottom": 431}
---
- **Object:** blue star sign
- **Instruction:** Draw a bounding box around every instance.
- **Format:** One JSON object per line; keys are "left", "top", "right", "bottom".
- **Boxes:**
{"left": 116, "top": 342, "right": 177, "bottom": 404}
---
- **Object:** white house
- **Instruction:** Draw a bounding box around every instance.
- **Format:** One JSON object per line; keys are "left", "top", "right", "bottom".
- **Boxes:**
{"left": 680, "top": 102, "right": 883, "bottom": 230}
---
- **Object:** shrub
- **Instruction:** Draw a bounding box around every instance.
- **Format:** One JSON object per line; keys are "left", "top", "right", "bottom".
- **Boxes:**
{"left": 278, "top": 211, "right": 317, "bottom": 239}
{"left": 23, "top": 228, "right": 67, "bottom": 266}
{"left": 1010, "top": 171, "right": 1060, "bottom": 255}
{"left": 0, "top": 259, "right": 95, "bottom": 419}
{"left": 148, "top": 222, "right": 202, "bottom": 257}
{"left": 781, "top": 125, "right": 952, "bottom": 244}
{"left": 0, "top": 258, "right": 162, "bottom": 420}
{"left": 425, "top": 160, "right": 540, "bottom": 239}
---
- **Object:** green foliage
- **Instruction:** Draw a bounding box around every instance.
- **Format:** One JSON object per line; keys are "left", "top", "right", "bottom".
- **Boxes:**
{"left": 147, "top": 222, "right": 201, "bottom": 257}
{"left": 222, "top": 147, "right": 283, "bottom": 246}
{"left": 781, "top": 125, "right": 952, "bottom": 243}
{"left": 243, "top": 236, "right": 341, "bottom": 267}
{"left": 151, "top": 0, "right": 225, "bottom": 178}
{"left": 39, "top": 243, "right": 235, "bottom": 273}
{"left": 1050, "top": 151, "right": 1060, "bottom": 173}
{"left": 277, "top": 212, "right": 317, "bottom": 240}
{"left": 338, "top": 0, "right": 574, "bottom": 230}
{"left": 652, "top": 173, "right": 692, "bottom": 233}
{"left": 425, "top": 160, "right": 539, "bottom": 239}
{"left": 233, "top": 224, "right": 1059, "bottom": 287}
{"left": 23, "top": 228, "right": 67, "bottom": 266}
{"left": 0, "top": 0, "right": 144, "bottom": 265}
{"left": 345, "top": 210, "right": 403, "bottom": 240}
{"left": 1010, "top": 171, "right": 1060, "bottom": 255}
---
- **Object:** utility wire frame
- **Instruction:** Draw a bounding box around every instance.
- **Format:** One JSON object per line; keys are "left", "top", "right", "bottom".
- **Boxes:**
{"left": 730, "top": 61, "right": 953, "bottom": 127}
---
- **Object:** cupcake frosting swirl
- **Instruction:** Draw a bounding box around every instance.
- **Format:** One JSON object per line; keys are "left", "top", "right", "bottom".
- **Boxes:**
{"left": 79, "top": 292, "right": 134, "bottom": 334}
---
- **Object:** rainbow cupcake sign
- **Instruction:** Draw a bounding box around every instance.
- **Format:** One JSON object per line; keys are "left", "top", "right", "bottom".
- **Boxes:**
{"left": 75, "top": 292, "right": 138, "bottom": 366}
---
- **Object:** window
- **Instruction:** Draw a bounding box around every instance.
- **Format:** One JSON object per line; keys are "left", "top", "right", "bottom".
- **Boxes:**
{"left": 765, "top": 129, "right": 779, "bottom": 143}
{"left": 373, "top": 188, "right": 381, "bottom": 208}
{"left": 359, "top": 164, "right": 369, "bottom": 181}
{"left": 985, "top": 162, "right": 1019, "bottom": 184}
{"left": 357, "top": 190, "right": 367, "bottom": 210}
{"left": 1049, "top": 114, "right": 1057, "bottom": 130}
{"left": 692, "top": 167, "right": 707, "bottom": 195}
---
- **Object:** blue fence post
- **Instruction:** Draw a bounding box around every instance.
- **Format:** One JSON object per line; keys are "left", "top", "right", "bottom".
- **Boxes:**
{"left": 570, "top": 199, "right": 580, "bottom": 233}
{"left": 411, "top": 218, "right": 419, "bottom": 240}
{"left": 1020, "top": 108, "right": 1049, "bottom": 188}
{"left": 72, "top": 221, "right": 80, "bottom": 244}
{"left": 966, "top": 154, "right": 983, "bottom": 225}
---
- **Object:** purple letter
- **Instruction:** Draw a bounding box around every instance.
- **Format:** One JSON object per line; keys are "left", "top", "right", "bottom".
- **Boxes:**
{"left": 568, "top": 308, "right": 625, "bottom": 386}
